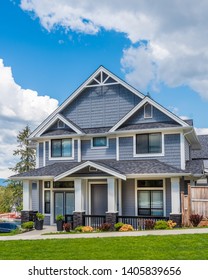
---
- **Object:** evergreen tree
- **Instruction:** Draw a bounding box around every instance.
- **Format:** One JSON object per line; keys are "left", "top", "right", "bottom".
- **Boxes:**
{"left": 10, "top": 125, "right": 36, "bottom": 174}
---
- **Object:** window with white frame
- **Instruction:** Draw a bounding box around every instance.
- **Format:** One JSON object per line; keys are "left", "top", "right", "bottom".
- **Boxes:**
{"left": 136, "top": 133, "right": 162, "bottom": 154}
{"left": 92, "top": 136, "right": 107, "bottom": 148}
{"left": 137, "top": 180, "right": 163, "bottom": 216}
{"left": 51, "top": 139, "right": 72, "bottom": 157}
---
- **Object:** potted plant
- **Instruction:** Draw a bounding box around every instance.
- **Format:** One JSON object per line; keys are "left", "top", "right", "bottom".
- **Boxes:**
{"left": 35, "top": 212, "right": 45, "bottom": 230}
{"left": 56, "top": 214, "right": 65, "bottom": 231}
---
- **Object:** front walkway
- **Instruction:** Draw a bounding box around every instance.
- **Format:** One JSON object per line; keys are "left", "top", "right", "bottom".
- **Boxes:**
{"left": 1, "top": 226, "right": 208, "bottom": 241}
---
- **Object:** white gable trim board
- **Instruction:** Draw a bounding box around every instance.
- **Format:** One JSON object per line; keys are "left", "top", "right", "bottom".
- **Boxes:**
{"left": 109, "top": 96, "right": 190, "bottom": 132}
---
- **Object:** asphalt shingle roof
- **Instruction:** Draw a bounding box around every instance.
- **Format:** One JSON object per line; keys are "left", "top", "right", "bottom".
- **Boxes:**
{"left": 11, "top": 159, "right": 189, "bottom": 179}
{"left": 185, "top": 159, "right": 204, "bottom": 175}
{"left": 117, "top": 122, "right": 181, "bottom": 131}
{"left": 191, "top": 135, "right": 208, "bottom": 159}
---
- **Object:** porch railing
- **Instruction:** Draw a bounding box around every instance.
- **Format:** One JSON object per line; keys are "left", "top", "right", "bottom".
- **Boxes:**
{"left": 117, "top": 215, "right": 169, "bottom": 230}
{"left": 65, "top": 214, "right": 74, "bottom": 228}
{"left": 83, "top": 214, "right": 106, "bottom": 230}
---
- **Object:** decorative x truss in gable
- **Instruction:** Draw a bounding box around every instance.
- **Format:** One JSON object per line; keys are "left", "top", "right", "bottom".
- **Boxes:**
{"left": 86, "top": 70, "right": 119, "bottom": 87}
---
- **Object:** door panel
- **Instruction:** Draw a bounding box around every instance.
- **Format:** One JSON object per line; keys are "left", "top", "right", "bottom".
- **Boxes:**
{"left": 54, "top": 192, "right": 64, "bottom": 218}
{"left": 91, "top": 184, "right": 107, "bottom": 215}
{"left": 54, "top": 191, "right": 75, "bottom": 221}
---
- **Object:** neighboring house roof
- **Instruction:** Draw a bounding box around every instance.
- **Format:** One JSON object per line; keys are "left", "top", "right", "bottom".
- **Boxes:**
{"left": 191, "top": 135, "right": 208, "bottom": 159}
{"left": 185, "top": 159, "right": 204, "bottom": 175}
{"left": 10, "top": 159, "right": 190, "bottom": 181}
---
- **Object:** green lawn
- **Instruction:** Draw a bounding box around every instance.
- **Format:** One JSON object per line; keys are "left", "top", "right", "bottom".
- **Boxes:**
{"left": 0, "top": 234, "right": 208, "bottom": 260}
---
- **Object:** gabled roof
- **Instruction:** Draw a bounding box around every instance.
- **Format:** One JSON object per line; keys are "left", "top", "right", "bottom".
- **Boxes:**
{"left": 109, "top": 96, "right": 190, "bottom": 132}
{"left": 32, "top": 113, "right": 84, "bottom": 138}
{"left": 191, "top": 135, "right": 208, "bottom": 159}
{"left": 29, "top": 66, "right": 145, "bottom": 139}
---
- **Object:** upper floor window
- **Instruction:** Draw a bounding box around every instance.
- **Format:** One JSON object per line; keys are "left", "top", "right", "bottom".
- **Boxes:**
{"left": 57, "top": 120, "right": 65, "bottom": 128}
{"left": 136, "top": 133, "right": 162, "bottom": 154}
{"left": 51, "top": 139, "right": 72, "bottom": 157}
{"left": 92, "top": 137, "right": 107, "bottom": 148}
{"left": 144, "top": 103, "right": 153, "bottom": 118}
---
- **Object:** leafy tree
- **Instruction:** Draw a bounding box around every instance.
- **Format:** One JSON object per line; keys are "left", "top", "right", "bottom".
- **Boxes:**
{"left": 10, "top": 125, "right": 36, "bottom": 174}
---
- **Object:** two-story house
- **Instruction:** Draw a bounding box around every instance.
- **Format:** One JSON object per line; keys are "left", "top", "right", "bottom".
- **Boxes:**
{"left": 11, "top": 66, "right": 203, "bottom": 228}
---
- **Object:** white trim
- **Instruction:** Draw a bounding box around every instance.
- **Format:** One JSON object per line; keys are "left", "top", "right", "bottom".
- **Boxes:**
{"left": 36, "top": 143, "right": 39, "bottom": 168}
{"left": 118, "top": 179, "right": 122, "bottom": 215}
{"left": 144, "top": 103, "right": 153, "bottom": 119}
{"left": 78, "top": 138, "right": 81, "bottom": 162}
{"left": 126, "top": 173, "right": 190, "bottom": 178}
{"left": 43, "top": 142, "right": 46, "bottom": 167}
{"left": 116, "top": 137, "right": 119, "bottom": 161}
{"left": 49, "top": 138, "right": 74, "bottom": 161}
{"left": 170, "top": 177, "right": 181, "bottom": 214}
{"left": 109, "top": 96, "right": 190, "bottom": 132}
{"left": 133, "top": 132, "right": 165, "bottom": 158}
{"left": 180, "top": 132, "right": 185, "bottom": 170}
{"left": 29, "top": 66, "right": 144, "bottom": 139}
{"left": 54, "top": 161, "right": 126, "bottom": 181}
{"left": 91, "top": 136, "right": 109, "bottom": 149}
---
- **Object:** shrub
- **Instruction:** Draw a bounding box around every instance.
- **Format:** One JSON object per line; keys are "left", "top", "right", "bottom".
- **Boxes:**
{"left": 119, "top": 224, "right": 134, "bottom": 232}
{"left": 36, "top": 212, "right": 45, "bottom": 221}
{"left": 114, "top": 222, "right": 124, "bottom": 231}
{"left": 63, "top": 222, "right": 71, "bottom": 232}
{"left": 167, "top": 220, "right": 177, "bottom": 229}
{"left": 99, "top": 223, "right": 112, "bottom": 232}
{"left": 74, "top": 226, "right": 84, "bottom": 232}
{"left": 154, "top": 220, "right": 168, "bottom": 230}
{"left": 189, "top": 214, "right": 203, "bottom": 227}
{"left": 56, "top": 214, "right": 64, "bottom": 221}
{"left": 21, "top": 221, "right": 34, "bottom": 230}
{"left": 144, "top": 219, "right": 155, "bottom": 230}
{"left": 82, "top": 226, "right": 94, "bottom": 233}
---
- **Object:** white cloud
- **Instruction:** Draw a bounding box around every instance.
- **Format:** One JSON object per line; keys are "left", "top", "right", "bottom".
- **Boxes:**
{"left": 0, "top": 59, "right": 58, "bottom": 178}
{"left": 195, "top": 128, "right": 208, "bottom": 136}
{"left": 20, "top": 0, "right": 208, "bottom": 99}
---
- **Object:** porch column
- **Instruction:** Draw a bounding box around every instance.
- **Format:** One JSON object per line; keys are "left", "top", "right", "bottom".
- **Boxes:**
{"left": 21, "top": 180, "right": 33, "bottom": 224}
{"left": 73, "top": 178, "right": 85, "bottom": 229}
{"left": 23, "top": 180, "right": 32, "bottom": 211}
{"left": 106, "top": 178, "right": 118, "bottom": 225}
{"left": 170, "top": 177, "right": 182, "bottom": 226}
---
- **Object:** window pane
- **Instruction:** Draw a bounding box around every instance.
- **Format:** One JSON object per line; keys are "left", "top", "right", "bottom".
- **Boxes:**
{"left": 136, "top": 134, "right": 148, "bottom": 153}
{"left": 144, "top": 103, "right": 152, "bottom": 118}
{"left": 151, "top": 191, "right": 163, "bottom": 208}
{"left": 65, "top": 192, "right": 75, "bottom": 215}
{"left": 44, "top": 190, "right": 50, "bottom": 214}
{"left": 137, "top": 180, "right": 163, "bottom": 188}
{"left": 93, "top": 137, "right": 107, "bottom": 147}
{"left": 62, "top": 139, "right": 72, "bottom": 157}
{"left": 51, "top": 140, "right": 61, "bottom": 157}
{"left": 149, "top": 133, "right": 162, "bottom": 153}
{"left": 54, "top": 193, "right": 64, "bottom": 217}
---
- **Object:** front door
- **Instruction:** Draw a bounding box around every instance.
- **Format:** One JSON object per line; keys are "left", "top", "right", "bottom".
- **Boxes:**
{"left": 54, "top": 191, "right": 75, "bottom": 221}
{"left": 91, "top": 184, "right": 107, "bottom": 215}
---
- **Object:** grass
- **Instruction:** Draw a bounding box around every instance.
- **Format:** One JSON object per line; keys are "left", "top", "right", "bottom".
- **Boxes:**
{"left": 0, "top": 234, "right": 208, "bottom": 260}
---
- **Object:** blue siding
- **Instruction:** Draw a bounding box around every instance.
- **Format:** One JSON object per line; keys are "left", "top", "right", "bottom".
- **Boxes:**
{"left": 62, "top": 84, "right": 141, "bottom": 128}
{"left": 38, "top": 143, "right": 44, "bottom": 167}
{"left": 165, "top": 178, "right": 171, "bottom": 216}
{"left": 122, "top": 179, "right": 135, "bottom": 215}
{"left": 125, "top": 105, "right": 178, "bottom": 125}
{"left": 81, "top": 138, "right": 116, "bottom": 160}
{"left": 45, "top": 140, "right": 78, "bottom": 165}
{"left": 119, "top": 134, "right": 181, "bottom": 169}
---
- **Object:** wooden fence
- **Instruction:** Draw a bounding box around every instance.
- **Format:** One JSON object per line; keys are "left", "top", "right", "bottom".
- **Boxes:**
{"left": 181, "top": 185, "right": 208, "bottom": 226}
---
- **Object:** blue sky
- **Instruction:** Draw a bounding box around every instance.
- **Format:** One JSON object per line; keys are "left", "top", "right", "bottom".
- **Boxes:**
{"left": 1, "top": 0, "right": 208, "bottom": 178}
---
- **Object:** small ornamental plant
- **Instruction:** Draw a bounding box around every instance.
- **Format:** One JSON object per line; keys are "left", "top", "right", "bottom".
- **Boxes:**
{"left": 189, "top": 214, "right": 203, "bottom": 227}
{"left": 114, "top": 222, "right": 124, "bottom": 231}
{"left": 119, "top": 224, "right": 134, "bottom": 232}
{"left": 74, "top": 226, "right": 84, "bottom": 232}
{"left": 21, "top": 221, "right": 34, "bottom": 231}
{"left": 167, "top": 220, "right": 177, "bottom": 229}
{"left": 154, "top": 220, "right": 169, "bottom": 230}
{"left": 36, "top": 212, "right": 45, "bottom": 221}
{"left": 144, "top": 219, "right": 156, "bottom": 230}
{"left": 99, "top": 223, "right": 112, "bottom": 232}
{"left": 63, "top": 222, "right": 71, "bottom": 232}
{"left": 56, "top": 215, "right": 64, "bottom": 221}
{"left": 81, "top": 226, "right": 94, "bottom": 233}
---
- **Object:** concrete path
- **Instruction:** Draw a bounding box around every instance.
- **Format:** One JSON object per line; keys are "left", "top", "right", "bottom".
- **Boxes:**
{"left": 1, "top": 226, "right": 208, "bottom": 241}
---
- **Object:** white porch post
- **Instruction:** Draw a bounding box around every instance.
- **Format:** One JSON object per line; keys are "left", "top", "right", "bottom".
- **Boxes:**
{"left": 170, "top": 177, "right": 180, "bottom": 214}
{"left": 23, "top": 180, "right": 32, "bottom": 211}
{"left": 74, "top": 178, "right": 85, "bottom": 212}
{"left": 107, "top": 178, "right": 117, "bottom": 212}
